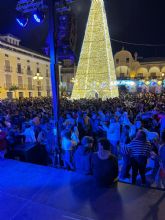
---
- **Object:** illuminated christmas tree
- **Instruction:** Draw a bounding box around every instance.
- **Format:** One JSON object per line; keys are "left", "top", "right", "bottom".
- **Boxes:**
{"left": 71, "top": 0, "right": 119, "bottom": 100}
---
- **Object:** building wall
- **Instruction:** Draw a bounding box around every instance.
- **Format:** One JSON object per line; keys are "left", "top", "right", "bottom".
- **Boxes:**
{"left": 0, "top": 39, "right": 51, "bottom": 99}
{"left": 114, "top": 50, "right": 165, "bottom": 80}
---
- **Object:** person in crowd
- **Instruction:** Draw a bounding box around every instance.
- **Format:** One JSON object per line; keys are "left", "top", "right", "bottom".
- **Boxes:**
{"left": 92, "top": 138, "right": 118, "bottom": 187}
{"left": 0, "top": 93, "right": 165, "bottom": 188}
{"left": 61, "top": 131, "right": 76, "bottom": 170}
{"left": 74, "top": 136, "right": 94, "bottom": 175}
{"left": 120, "top": 125, "right": 131, "bottom": 179}
{"left": 22, "top": 122, "right": 36, "bottom": 143}
{"left": 0, "top": 126, "right": 7, "bottom": 159}
{"left": 157, "top": 130, "right": 165, "bottom": 188}
{"left": 70, "top": 125, "right": 80, "bottom": 146}
{"left": 125, "top": 130, "right": 151, "bottom": 185}
{"left": 101, "top": 117, "right": 120, "bottom": 156}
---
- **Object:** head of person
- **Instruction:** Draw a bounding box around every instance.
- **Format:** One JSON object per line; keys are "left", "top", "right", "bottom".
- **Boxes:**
{"left": 63, "top": 131, "right": 71, "bottom": 140}
{"left": 81, "top": 136, "right": 94, "bottom": 149}
{"left": 92, "top": 112, "right": 97, "bottom": 120}
{"left": 110, "top": 117, "right": 116, "bottom": 123}
{"left": 97, "top": 138, "right": 111, "bottom": 152}
{"left": 83, "top": 112, "right": 88, "bottom": 118}
{"left": 66, "top": 113, "right": 71, "bottom": 119}
{"left": 135, "top": 130, "right": 146, "bottom": 142}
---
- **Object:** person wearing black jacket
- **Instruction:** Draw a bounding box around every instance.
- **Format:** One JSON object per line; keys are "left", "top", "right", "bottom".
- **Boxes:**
{"left": 92, "top": 138, "right": 118, "bottom": 187}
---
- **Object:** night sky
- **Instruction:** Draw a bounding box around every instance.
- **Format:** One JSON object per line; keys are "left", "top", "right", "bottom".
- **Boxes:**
{"left": 0, "top": 0, "right": 165, "bottom": 60}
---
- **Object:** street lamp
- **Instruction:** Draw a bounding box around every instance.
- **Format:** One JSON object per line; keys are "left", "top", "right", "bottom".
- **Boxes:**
{"left": 33, "top": 73, "right": 43, "bottom": 97}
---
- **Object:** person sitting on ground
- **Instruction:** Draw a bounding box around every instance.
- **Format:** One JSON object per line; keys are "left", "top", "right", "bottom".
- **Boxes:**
{"left": 74, "top": 136, "right": 94, "bottom": 175}
{"left": 92, "top": 138, "right": 118, "bottom": 187}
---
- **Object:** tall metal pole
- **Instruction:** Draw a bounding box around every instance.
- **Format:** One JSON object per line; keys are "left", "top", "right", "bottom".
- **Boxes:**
{"left": 48, "top": 0, "right": 60, "bottom": 152}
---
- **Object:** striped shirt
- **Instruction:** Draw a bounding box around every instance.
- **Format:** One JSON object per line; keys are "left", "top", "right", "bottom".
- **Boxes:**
{"left": 123, "top": 139, "right": 151, "bottom": 158}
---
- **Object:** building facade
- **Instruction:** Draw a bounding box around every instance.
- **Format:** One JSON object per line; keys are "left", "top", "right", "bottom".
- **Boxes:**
{"left": 0, "top": 34, "right": 51, "bottom": 99}
{"left": 114, "top": 49, "right": 165, "bottom": 92}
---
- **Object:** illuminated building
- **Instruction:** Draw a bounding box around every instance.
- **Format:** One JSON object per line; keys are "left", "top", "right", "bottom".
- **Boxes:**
{"left": 0, "top": 34, "right": 51, "bottom": 99}
{"left": 71, "top": 0, "right": 119, "bottom": 100}
{"left": 114, "top": 49, "right": 165, "bottom": 92}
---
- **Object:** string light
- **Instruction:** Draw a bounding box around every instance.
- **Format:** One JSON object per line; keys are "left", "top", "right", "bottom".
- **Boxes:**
{"left": 71, "top": 0, "right": 119, "bottom": 100}
{"left": 111, "top": 38, "right": 165, "bottom": 47}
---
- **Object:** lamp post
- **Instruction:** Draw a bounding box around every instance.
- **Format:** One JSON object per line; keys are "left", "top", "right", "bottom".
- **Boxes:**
{"left": 33, "top": 73, "right": 43, "bottom": 97}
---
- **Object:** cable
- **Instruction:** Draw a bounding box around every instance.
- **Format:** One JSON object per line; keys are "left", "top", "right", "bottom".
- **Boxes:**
{"left": 110, "top": 38, "right": 165, "bottom": 47}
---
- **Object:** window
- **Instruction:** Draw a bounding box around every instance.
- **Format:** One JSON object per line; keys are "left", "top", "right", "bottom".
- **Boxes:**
{"left": 5, "top": 54, "right": 8, "bottom": 57}
{"left": 27, "top": 65, "right": 32, "bottom": 75}
{"left": 29, "top": 92, "right": 33, "bottom": 98}
{"left": 19, "top": 92, "right": 24, "bottom": 98}
{"left": 5, "top": 75, "right": 12, "bottom": 89}
{"left": 150, "top": 72, "right": 157, "bottom": 79}
{"left": 17, "top": 57, "right": 20, "bottom": 60}
{"left": 5, "top": 60, "right": 11, "bottom": 72}
{"left": 28, "top": 77, "right": 33, "bottom": 90}
{"left": 18, "top": 76, "right": 23, "bottom": 89}
{"left": 46, "top": 79, "right": 50, "bottom": 90}
{"left": 46, "top": 69, "right": 49, "bottom": 77}
{"left": 116, "top": 59, "right": 119, "bottom": 64}
{"left": 37, "top": 67, "right": 40, "bottom": 73}
{"left": 126, "top": 58, "right": 130, "bottom": 63}
{"left": 137, "top": 73, "right": 143, "bottom": 78}
{"left": 17, "top": 64, "right": 22, "bottom": 73}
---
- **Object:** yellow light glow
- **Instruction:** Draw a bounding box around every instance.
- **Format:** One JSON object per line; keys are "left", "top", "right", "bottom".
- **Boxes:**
{"left": 158, "top": 81, "right": 162, "bottom": 86}
{"left": 71, "top": 0, "right": 119, "bottom": 100}
{"left": 145, "top": 81, "right": 150, "bottom": 86}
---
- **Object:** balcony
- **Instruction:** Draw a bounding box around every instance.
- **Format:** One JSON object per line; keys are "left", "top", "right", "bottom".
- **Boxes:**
{"left": 4, "top": 66, "right": 12, "bottom": 72}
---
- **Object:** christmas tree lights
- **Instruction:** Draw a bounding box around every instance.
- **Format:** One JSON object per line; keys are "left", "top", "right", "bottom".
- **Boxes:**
{"left": 71, "top": 0, "right": 119, "bottom": 100}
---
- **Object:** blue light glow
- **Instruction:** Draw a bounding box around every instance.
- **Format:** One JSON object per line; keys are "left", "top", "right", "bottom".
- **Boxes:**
{"left": 33, "top": 14, "right": 41, "bottom": 23}
{"left": 16, "top": 18, "right": 28, "bottom": 27}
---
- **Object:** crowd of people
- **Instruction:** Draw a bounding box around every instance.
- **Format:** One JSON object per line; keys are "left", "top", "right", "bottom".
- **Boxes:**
{"left": 0, "top": 93, "right": 165, "bottom": 188}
